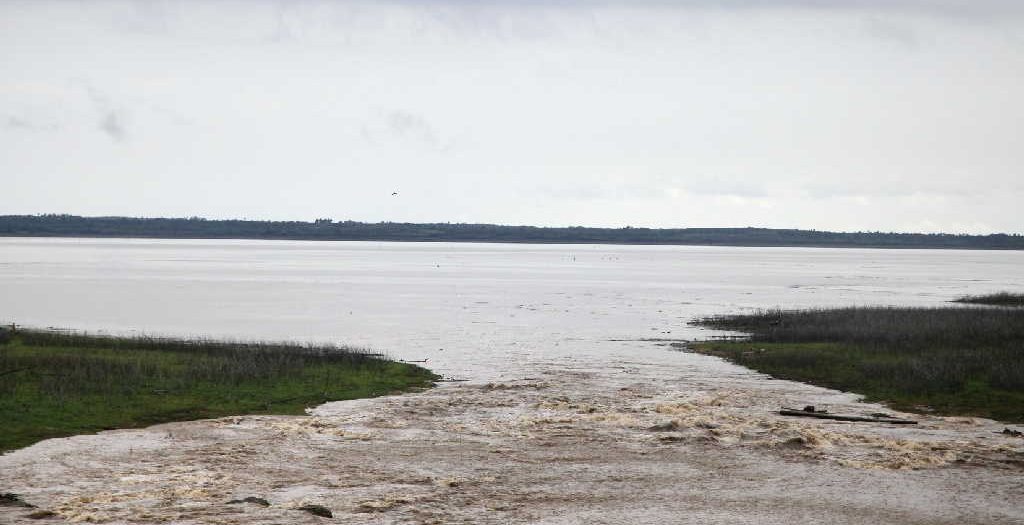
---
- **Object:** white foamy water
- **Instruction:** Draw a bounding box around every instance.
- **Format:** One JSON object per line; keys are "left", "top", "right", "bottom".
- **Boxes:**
{"left": 2, "top": 237, "right": 1023, "bottom": 379}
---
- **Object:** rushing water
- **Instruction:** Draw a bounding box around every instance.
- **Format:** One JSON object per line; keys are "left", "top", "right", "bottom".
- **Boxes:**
{"left": 3, "top": 237, "right": 1023, "bottom": 380}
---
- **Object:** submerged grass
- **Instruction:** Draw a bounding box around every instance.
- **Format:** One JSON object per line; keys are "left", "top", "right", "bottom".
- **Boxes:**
{"left": 0, "top": 328, "right": 438, "bottom": 453}
{"left": 692, "top": 306, "right": 1024, "bottom": 422}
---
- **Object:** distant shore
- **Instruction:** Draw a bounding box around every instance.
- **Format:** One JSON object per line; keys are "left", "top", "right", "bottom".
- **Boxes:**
{"left": 3, "top": 215, "right": 1023, "bottom": 250}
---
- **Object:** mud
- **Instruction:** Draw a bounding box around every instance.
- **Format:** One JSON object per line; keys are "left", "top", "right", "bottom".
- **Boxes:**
{"left": 2, "top": 355, "right": 1022, "bottom": 524}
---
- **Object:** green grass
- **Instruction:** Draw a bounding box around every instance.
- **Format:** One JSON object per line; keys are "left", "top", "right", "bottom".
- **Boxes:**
{"left": 954, "top": 292, "right": 1024, "bottom": 307}
{"left": 691, "top": 306, "right": 1024, "bottom": 422}
{"left": 0, "top": 329, "right": 438, "bottom": 453}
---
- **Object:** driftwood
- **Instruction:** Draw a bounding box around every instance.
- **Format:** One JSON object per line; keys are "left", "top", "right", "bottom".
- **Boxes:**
{"left": 779, "top": 406, "right": 917, "bottom": 425}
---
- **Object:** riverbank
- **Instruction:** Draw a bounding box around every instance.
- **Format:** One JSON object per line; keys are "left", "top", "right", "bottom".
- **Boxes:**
{"left": 0, "top": 328, "right": 437, "bottom": 452}
{"left": 691, "top": 303, "right": 1024, "bottom": 422}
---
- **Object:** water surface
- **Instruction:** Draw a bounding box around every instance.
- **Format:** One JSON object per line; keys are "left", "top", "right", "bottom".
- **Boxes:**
{"left": 2, "top": 238, "right": 1022, "bottom": 379}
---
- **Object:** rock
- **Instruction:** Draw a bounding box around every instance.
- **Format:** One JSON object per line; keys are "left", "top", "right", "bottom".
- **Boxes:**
{"left": 296, "top": 504, "right": 333, "bottom": 518}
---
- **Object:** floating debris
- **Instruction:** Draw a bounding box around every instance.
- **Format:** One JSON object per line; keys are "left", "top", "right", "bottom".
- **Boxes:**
{"left": 0, "top": 493, "right": 34, "bottom": 508}
{"left": 295, "top": 504, "right": 333, "bottom": 518}
{"left": 226, "top": 496, "right": 270, "bottom": 507}
{"left": 779, "top": 406, "right": 917, "bottom": 425}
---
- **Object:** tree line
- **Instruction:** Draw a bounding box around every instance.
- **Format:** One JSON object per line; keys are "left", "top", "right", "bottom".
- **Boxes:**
{"left": 1, "top": 214, "right": 1022, "bottom": 249}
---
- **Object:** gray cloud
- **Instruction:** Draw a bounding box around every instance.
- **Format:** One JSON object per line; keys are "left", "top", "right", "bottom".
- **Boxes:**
{"left": 99, "top": 112, "right": 127, "bottom": 141}
{"left": 5, "top": 115, "right": 58, "bottom": 132}
{"left": 681, "top": 175, "right": 770, "bottom": 199}
{"left": 361, "top": 110, "right": 455, "bottom": 152}
{"left": 387, "top": 111, "right": 436, "bottom": 143}
{"left": 83, "top": 84, "right": 129, "bottom": 142}
{"left": 862, "top": 16, "right": 919, "bottom": 48}
{"left": 377, "top": 0, "right": 1024, "bottom": 17}
{"left": 6, "top": 116, "right": 36, "bottom": 130}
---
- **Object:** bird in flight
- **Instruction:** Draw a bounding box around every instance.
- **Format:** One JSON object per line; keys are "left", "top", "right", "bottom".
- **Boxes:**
{"left": 391, "top": 191, "right": 398, "bottom": 196}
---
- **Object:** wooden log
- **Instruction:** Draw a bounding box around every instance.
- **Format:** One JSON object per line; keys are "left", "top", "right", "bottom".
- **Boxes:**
{"left": 779, "top": 408, "right": 917, "bottom": 425}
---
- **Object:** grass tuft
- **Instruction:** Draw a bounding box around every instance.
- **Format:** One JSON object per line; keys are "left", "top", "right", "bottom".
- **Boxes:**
{"left": 691, "top": 306, "right": 1024, "bottom": 422}
{"left": 0, "top": 328, "right": 438, "bottom": 453}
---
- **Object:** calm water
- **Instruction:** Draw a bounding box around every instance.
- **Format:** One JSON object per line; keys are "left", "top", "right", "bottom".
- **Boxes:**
{"left": 2, "top": 238, "right": 1023, "bottom": 379}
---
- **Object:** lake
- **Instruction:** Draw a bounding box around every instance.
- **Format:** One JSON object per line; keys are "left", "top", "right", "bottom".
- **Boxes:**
{"left": 2, "top": 237, "right": 1023, "bottom": 379}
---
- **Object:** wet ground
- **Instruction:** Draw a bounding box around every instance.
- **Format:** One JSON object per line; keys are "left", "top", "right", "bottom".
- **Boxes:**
{"left": 2, "top": 352, "right": 1022, "bottom": 524}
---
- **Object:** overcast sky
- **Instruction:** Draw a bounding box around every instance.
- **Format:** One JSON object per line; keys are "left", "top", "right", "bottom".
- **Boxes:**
{"left": 2, "top": 1, "right": 1022, "bottom": 233}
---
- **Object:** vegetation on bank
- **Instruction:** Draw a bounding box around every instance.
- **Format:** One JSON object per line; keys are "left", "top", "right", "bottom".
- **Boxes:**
{"left": 691, "top": 306, "right": 1024, "bottom": 422}
{"left": 0, "top": 328, "right": 438, "bottom": 453}
{"left": 954, "top": 292, "right": 1024, "bottom": 307}
{"left": 2, "top": 214, "right": 1024, "bottom": 249}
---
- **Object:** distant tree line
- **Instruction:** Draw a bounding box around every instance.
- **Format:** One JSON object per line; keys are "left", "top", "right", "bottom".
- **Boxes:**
{"left": 1, "top": 214, "right": 1022, "bottom": 249}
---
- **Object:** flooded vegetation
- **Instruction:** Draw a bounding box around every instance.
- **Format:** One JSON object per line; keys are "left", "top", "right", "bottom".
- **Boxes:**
{"left": 692, "top": 306, "right": 1024, "bottom": 422}
{"left": 0, "top": 328, "right": 436, "bottom": 452}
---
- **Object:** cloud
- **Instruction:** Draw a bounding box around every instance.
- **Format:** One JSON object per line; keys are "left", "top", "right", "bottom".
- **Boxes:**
{"left": 681, "top": 175, "right": 770, "bottom": 199}
{"left": 862, "top": 15, "right": 919, "bottom": 48}
{"left": 361, "top": 109, "right": 453, "bottom": 152}
{"left": 396, "top": 0, "right": 1024, "bottom": 14}
{"left": 386, "top": 110, "right": 435, "bottom": 142}
{"left": 99, "top": 111, "right": 126, "bottom": 141}
{"left": 6, "top": 116, "right": 36, "bottom": 130}
{"left": 83, "top": 84, "right": 129, "bottom": 142}
{"left": 5, "top": 115, "right": 58, "bottom": 132}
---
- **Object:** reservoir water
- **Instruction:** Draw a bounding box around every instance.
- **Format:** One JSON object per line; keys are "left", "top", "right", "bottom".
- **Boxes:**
{"left": 2, "top": 237, "right": 1023, "bottom": 380}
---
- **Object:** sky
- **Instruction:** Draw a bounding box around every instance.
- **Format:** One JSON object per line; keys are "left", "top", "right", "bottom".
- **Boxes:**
{"left": 2, "top": 1, "right": 1022, "bottom": 233}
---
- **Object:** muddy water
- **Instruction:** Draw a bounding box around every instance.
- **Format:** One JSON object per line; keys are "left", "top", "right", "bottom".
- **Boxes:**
{"left": 1, "top": 238, "right": 1023, "bottom": 523}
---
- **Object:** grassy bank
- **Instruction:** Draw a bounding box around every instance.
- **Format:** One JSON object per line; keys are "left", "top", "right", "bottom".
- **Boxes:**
{"left": 954, "top": 292, "right": 1024, "bottom": 307}
{"left": 0, "top": 329, "right": 438, "bottom": 453}
{"left": 691, "top": 306, "right": 1024, "bottom": 422}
